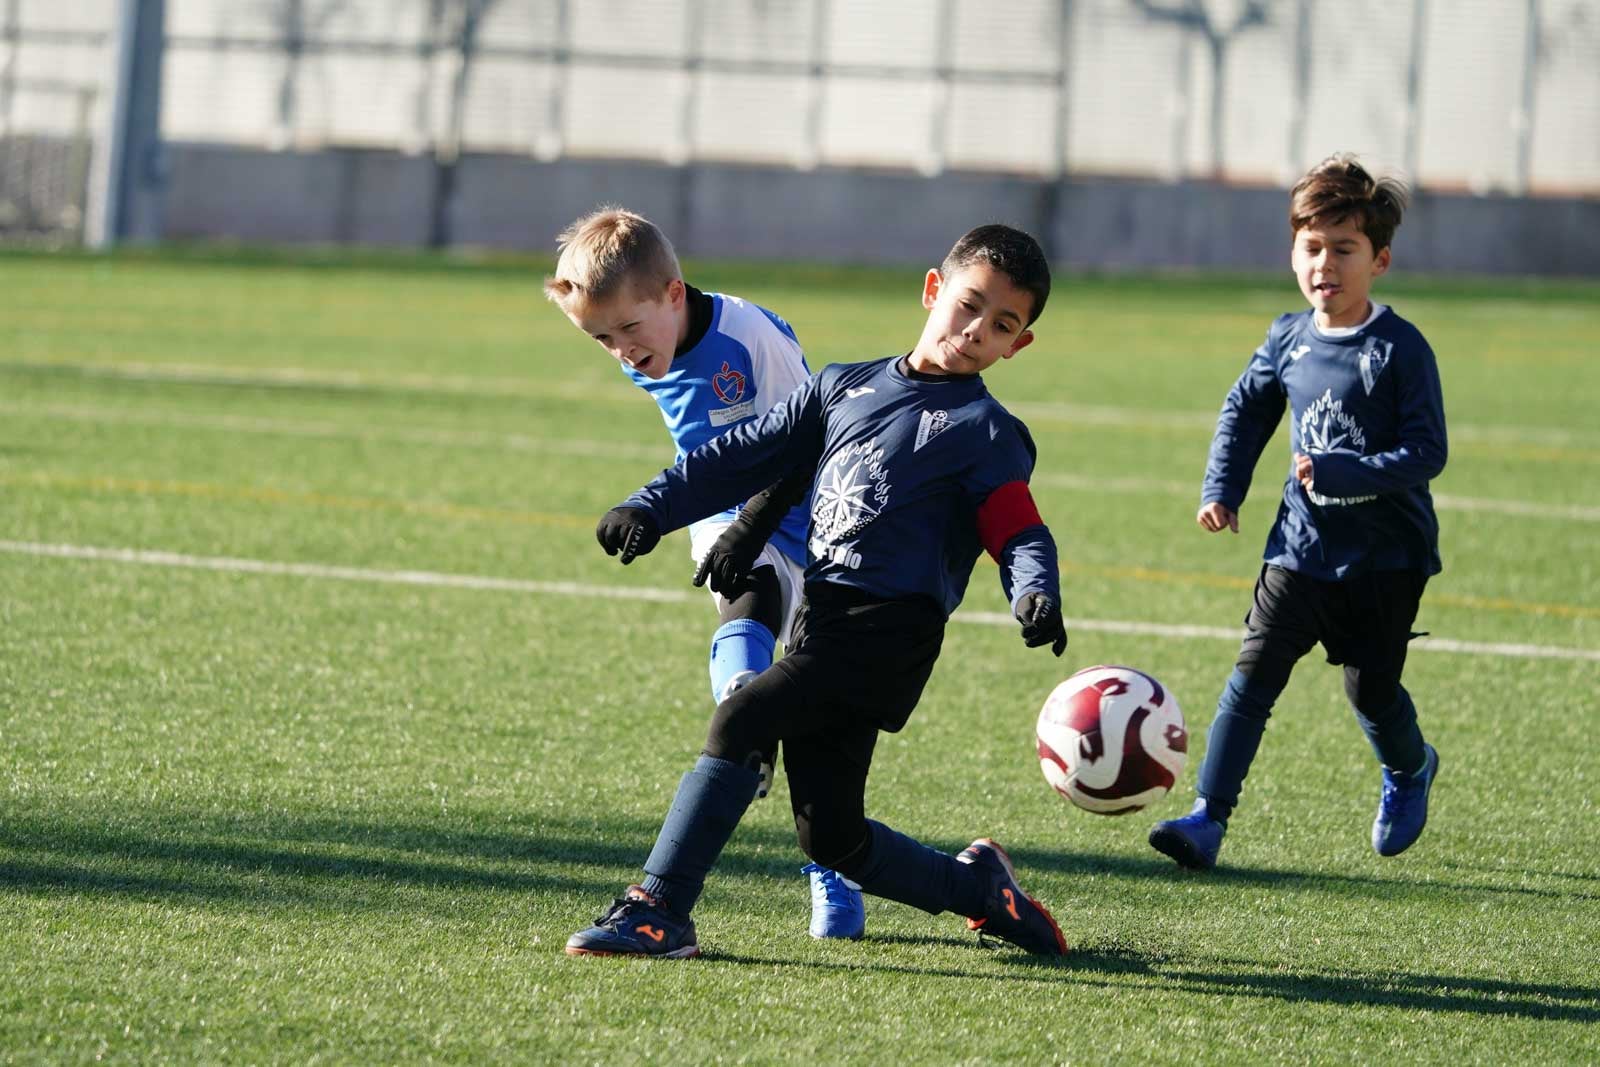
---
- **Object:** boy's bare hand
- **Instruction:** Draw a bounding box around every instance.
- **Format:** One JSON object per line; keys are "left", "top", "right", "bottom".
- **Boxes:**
{"left": 1197, "top": 502, "right": 1239, "bottom": 534}
{"left": 595, "top": 506, "right": 661, "bottom": 564}
{"left": 1293, "top": 452, "right": 1315, "bottom": 489}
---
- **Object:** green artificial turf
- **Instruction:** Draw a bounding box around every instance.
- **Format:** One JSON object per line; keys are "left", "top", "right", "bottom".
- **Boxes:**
{"left": 1, "top": 249, "right": 1596, "bottom": 1063}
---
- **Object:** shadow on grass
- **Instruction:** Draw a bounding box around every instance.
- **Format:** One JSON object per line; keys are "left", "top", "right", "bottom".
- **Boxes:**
{"left": 1176, "top": 957, "right": 1600, "bottom": 1020}
{"left": 0, "top": 809, "right": 807, "bottom": 910}
{"left": 705, "top": 946, "right": 1600, "bottom": 1022}
{"left": 1003, "top": 843, "right": 1600, "bottom": 904}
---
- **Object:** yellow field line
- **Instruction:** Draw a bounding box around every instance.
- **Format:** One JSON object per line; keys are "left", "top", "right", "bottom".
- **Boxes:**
{"left": 0, "top": 472, "right": 590, "bottom": 530}
{"left": 8, "top": 470, "right": 1594, "bottom": 620}
{"left": 1060, "top": 561, "right": 1599, "bottom": 620}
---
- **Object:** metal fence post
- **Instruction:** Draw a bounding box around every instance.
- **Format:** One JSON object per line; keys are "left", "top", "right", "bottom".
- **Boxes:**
{"left": 535, "top": 0, "right": 568, "bottom": 161}
{"left": 670, "top": 0, "right": 704, "bottom": 165}
{"left": 799, "top": 0, "right": 829, "bottom": 169}
{"left": 1403, "top": 0, "right": 1427, "bottom": 188}
{"left": 1514, "top": 0, "right": 1541, "bottom": 194}
{"left": 1286, "top": 0, "right": 1310, "bottom": 183}
{"left": 923, "top": 0, "right": 955, "bottom": 177}
{"left": 1050, "top": 0, "right": 1074, "bottom": 181}
{"left": 87, "top": 0, "right": 164, "bottom": 247}
{"left": 0, "top": 0, "right": 17, "bottom": 136}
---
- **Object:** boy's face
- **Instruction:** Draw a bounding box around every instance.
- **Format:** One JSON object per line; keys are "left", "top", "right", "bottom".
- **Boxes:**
{"left": 908, "top": 263, "right": 1035, "bottom": 376}
{"left": 563, "top": 279, "right": 687, "bottom": 380}
{"left": 1292, "top": 217, "right": 1391, "bottom": 329}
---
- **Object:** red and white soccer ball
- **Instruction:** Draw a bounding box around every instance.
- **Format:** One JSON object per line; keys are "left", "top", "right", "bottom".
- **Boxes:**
{"left": 1036, "top": 665, "right": 1188, "bottom": 815}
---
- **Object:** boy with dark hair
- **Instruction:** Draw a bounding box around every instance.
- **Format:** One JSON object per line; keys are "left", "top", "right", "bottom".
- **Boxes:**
{"left": 545, "top": 207, "right": 865, "bottom": 938}
{"left": 1149, "top": 154, "right": 1448, "bottom": 871}
{"left": 566, "top": 223, "right": 1071, "bottom": 959}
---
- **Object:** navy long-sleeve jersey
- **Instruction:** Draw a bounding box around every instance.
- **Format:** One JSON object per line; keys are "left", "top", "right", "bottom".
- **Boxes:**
{"left": 624, "top": 355, "right": 1060, "bottom": 619}
{"left": 1202, "top": 305, "right": 1448, "bottom": 580}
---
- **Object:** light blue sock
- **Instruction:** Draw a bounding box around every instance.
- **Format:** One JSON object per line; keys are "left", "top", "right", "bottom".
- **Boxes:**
{"left": 709, "top": 619, "right": 776, "bottom": 704}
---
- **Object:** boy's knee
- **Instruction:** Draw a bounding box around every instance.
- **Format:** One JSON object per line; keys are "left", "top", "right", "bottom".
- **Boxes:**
{"left": 715, "top": 565, "right": 783, "bottom": 633}
{"left": 793, "top": 809, "right": 870, "bottom": 873}
{"left": 703, "top": 687, "right": 767, "bottom": 770}
{"left": 1344, "top": 667, "right": 1404, "bottom": 719}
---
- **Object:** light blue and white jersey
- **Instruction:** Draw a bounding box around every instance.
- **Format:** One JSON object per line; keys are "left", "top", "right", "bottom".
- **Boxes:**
{"left": 623, "top": 291, "right": 811, "bottom": 567}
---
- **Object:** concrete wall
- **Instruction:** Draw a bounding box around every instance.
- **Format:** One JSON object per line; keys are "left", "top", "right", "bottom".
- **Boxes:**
{"left": 161, "top": 143, "right": 1600, "bottom": 276}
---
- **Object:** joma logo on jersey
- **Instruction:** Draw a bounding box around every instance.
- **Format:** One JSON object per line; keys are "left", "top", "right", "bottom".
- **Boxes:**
{"left": 711, "top": 362, "right": 746, "bottom": 404}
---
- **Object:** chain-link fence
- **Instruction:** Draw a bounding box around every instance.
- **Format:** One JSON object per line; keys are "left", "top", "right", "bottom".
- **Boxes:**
{"left": 0, "top": 1, "right": 113, "bottom": 242}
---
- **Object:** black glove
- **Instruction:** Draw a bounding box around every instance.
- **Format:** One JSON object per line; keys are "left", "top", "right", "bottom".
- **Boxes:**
{"left": 1015, "top": 591, "right": 1068, "bottom": 656}
{"left": 595, "top": 506, "right": 661, "bottom": 564}
{"left": 692, "top": 516, "right": 765, "bottom": 596}
{"left": 692, "top": 467, "right": 811, "bottom": 594}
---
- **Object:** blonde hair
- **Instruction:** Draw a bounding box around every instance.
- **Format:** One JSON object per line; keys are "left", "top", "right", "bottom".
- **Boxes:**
{"left": 1290, "top": 154, "right": 1410, "bottom": 252}
{"left": 543, "top": 207, "right": 682, "bottom": 308}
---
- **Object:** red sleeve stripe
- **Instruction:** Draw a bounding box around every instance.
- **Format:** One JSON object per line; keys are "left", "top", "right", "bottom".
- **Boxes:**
{"left": 977, "top": 480, "right": 1044, "bottom": 561}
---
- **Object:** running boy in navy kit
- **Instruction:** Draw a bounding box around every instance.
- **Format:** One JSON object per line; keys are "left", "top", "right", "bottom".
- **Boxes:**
{"left": 545, "top": 208, "right": 865, "bottom": 938}
{"left": 566, "top": 224, "right": 1071, "bottom": 958}
{"left": 1150, "top": 155, "right": 1447, "bottom": 871}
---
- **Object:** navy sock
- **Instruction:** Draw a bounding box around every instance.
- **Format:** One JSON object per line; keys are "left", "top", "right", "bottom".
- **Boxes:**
{"left": 842, "top": 820, "right": 986, "bottom": 917}
{"left": 708, "top": 619, "right": 775, "bottom": 704}
{"left": 1196, "top": 668, "right": 1281, "bottom": 823}
{"left": 1356, "top": 687, "right": 1427, "bottom": 773}
{"left": 639, "top": 755, "right": 760, "bottom": 915}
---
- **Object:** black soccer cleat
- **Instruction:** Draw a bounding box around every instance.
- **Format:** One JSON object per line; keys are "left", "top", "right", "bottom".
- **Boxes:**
{"left": 957, "top": 838, "right": 1069, "bottom": 956}
{"left": 564, "top": 885, "right": 701, "bottom": 959}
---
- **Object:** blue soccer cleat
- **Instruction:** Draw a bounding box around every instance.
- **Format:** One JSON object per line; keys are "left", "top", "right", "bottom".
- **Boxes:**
{"left": 564, "top": 885, "right": 701, "bottom": 958}
{"left": 1373, "top": 743, "right": 1439, "bottom": 857}
{"left": 803, "top": 863, "right": 866, "bottom": 940}
{"left": 1149, "top": 798, "right": 1227, "bottom": 870}
{"left": 957, "top": 839, "right": 1069, "bottom": 956}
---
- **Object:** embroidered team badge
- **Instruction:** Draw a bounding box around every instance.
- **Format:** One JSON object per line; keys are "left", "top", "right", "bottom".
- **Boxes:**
{"left": 914, "top": 409, "right": 951, "bottom": 452}
{"left": 1358, "top": 340, "right": 1392, "bottom": 395}
{"left": 711, "top": 361, "right": 746, "bottom": 404}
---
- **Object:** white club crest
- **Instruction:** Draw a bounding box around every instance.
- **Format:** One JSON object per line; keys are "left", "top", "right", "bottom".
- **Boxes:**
{"left": 812, "top": 438, "right": 892, "bottom": 541}
{"left": 914, "top": 409, "right": 951, "bottom": 452}
{"left": 1359, "top": 340, "right": 1392, "bottom": 394}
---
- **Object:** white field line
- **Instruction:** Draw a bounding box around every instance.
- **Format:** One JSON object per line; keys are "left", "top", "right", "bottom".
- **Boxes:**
{"left": 5, "top": 540, "right": 1597, "bottom": 663}
{"left": 1032, "top": 471, "right": 1600, "bottom": 523}
{"left": 5, "top": 358, "right": 1598, "bottom": 450}
{"left": 5, "top": 402, "right": 1595, "bottom": 524}
{"left": 0, "top": 402, "right": 672, "bottom": 463}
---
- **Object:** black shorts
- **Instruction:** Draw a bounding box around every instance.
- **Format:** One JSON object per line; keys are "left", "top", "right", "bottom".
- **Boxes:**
{"left": 702, "top": 584, "right": 947, "bottom": 866}
{"left": 703, "top": 583, "right": 945, "bottom": 770}
{"left": 779, "top": 583, "right": 947, "bottom": 734}
{"left": 1240, "top": 563, "right": 1427, "bottom": 678}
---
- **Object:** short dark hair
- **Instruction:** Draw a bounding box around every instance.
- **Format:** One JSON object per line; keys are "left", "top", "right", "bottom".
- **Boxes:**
{"left": 1289, "top": 154, "right": 1410, "bottom": 253}
{"left": 940, "top": 224, "right": 1051, "bottom": 325}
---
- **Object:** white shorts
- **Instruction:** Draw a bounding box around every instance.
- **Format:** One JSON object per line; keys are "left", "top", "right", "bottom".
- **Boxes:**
{"left": 689, "top": 519, "right": 806, "bottom": 647}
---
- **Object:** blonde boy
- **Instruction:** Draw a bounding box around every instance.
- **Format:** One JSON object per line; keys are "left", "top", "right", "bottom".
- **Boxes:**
{"left": 545, "top": 208, "right": 865, "bottom": 938}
